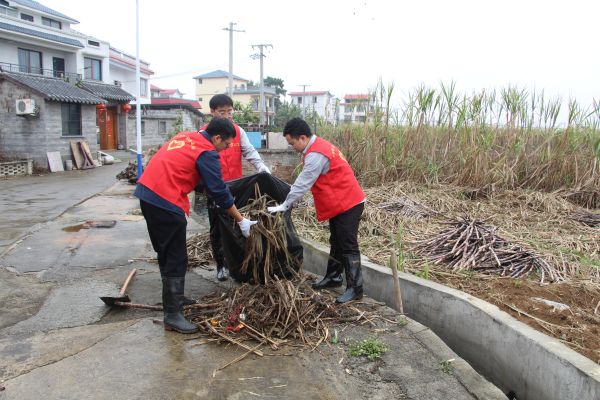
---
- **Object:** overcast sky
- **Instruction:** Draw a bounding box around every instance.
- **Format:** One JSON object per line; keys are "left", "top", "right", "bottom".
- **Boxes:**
{"left": 43, "top": 0, "right": 598, "bottom": 109}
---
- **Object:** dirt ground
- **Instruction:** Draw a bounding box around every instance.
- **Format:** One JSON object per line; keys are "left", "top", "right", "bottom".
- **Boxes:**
{"left": 293, "top": 181, "right": 600, "bottom": 365}
{"left": 433, "top": 272, "right": 600, "bottom": 363}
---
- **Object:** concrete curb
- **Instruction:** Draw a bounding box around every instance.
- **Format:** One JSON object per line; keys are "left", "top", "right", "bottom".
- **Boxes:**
{"left": 300, "top": 237, "right": 600, "bottom": 400}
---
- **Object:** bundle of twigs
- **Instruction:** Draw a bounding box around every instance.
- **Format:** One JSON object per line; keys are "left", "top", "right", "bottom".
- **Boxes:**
{"left": 116, "top": 162, "right": 138, "bottom": 184}
{"left": 116, "top": 147, "right": 160, "bottom": 185}
{"left": 238, "top": 188, "right": 302, "bottom": 284}
{"left": 571, "top": 211, "right": 600, "bottom": 228}
{"left": 186, "top": 273, "right": 395, "bottom": 351}
{"left": 413, "top": 218, "right": 563, "bottom": 283}
{"left": 186, "top": 233, "right": 213, "bottom": 270}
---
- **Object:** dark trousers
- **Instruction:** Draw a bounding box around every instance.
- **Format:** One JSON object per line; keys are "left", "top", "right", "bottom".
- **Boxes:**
{"left": 207, "top": 195, "right": 226, "bottom": 267}
{"left": 140, "top": 200, "right": 188, "bottom": 277}
{"left": 328, "top": 202, "right": 364, "bottom": 268}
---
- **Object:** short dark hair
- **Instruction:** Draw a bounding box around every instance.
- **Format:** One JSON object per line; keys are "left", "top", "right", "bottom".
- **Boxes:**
{"left": 209, "top": 94, "right": 234, "bottom": 110}
{"left": 205, "top": 117, "right": 236, "bottom": 139}
{"left": 283, "top": 117, "right": 312, "bottom": 138}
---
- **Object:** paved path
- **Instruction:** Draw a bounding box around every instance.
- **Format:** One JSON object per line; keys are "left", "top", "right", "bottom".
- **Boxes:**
{"left": 0, "top": 163, "right": 505, "bottom": 399}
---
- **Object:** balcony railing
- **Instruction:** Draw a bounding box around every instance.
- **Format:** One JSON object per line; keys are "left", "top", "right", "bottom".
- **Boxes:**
{"left": 0, "top": 62, "right": 81, "bottom": 81}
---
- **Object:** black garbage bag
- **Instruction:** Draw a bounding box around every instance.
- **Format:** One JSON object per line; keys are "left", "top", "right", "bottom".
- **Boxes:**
{"left": 216, "top": 172, "right": 303, "bottom": 283}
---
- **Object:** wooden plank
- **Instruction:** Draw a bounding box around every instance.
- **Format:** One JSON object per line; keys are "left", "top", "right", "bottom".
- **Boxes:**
{"left": 47, "top": 151, "right": 64, "bottom": 172}
{"left": 70, "top": 141, "right": 84, "bottom": 169}
{"left": 78, "top": 141, "right": 95, "bottom": 169}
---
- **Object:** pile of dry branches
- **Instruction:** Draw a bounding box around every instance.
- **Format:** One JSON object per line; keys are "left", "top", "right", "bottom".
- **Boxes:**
{"left": 115, "top": 147, "right": 160, "bottom": 184}
{"left": 116, "top": 162, "right": 138, "bottom": 184}
{"left": 185, "top": 273, "right": 396, "bottom": 362}
{"left": 413, "top": 218, "right": 564, "bottom": 283}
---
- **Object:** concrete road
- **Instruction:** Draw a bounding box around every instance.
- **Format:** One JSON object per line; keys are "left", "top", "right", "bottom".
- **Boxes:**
{"left": 0, "top": 163, "right": 505, "bottom": 399}
{"left": 0, "top": 162, "right": 126, "bottom": 256}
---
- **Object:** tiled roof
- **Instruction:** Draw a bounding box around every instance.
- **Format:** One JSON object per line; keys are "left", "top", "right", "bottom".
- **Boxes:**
{"left": 79, "top": 81, "right": 135, "bottom": 102}
{"left": 193, "top": 69, "right": 246, "bottom": 80}
{"left": 0, "top": 72, "right": 104, "bottom": 104}
{"left": 11, "top": 0, "right": 79, "bottom": 23}
{"left": 151, "top": 98, "right": 201, "bottom": 109}
{"left": 0, "top": 21, "right": 83, "bottom": 47}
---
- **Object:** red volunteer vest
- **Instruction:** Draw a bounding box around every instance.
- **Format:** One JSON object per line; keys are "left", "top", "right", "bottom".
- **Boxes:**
{"left": 200, "top": 123, "right": 242, "bottom": 181}
{"left": 304, "top": 137, "right": 365, "bottom": 221}
{"left": 138, "top": 131, "right": 214, "bottom": 215}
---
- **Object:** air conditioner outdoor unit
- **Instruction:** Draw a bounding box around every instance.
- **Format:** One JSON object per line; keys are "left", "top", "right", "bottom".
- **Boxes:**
{"left": 15, "top": 99, "right": 37, "bottom": 115}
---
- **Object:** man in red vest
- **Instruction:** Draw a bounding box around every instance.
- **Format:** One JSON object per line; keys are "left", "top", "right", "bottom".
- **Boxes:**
{"left": 136, "top": 117, "right": 257, "bottom": 333}
{"left": 200, "top": 94, "right": 271, "bottom": 281}
{"left": 268, "top": 118, "right": 366, "bottom": 303}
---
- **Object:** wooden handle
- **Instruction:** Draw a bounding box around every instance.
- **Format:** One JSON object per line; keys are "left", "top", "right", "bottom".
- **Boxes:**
{"left": 119, "top": 268, "right": 137, "bottom": 296}
{"left": 114, "top": 301, "right": 162, "bottom": 311}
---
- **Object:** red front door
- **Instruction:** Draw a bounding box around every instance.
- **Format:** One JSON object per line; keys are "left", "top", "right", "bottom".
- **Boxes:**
{"left": 98, "top": 107, "right": 118, "bottom": 150}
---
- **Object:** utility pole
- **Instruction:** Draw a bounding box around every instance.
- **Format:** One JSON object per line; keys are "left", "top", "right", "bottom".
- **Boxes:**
{"left": 251, "top": 44, "right": 272, "bottom": 126}
{"left": 223, "top": 22, "right": 244, "bottom": 97}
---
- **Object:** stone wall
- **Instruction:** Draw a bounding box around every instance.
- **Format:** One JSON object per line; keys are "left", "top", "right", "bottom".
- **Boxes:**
{"left": 0, "top": 79, "right": 98, "bottom": 169}
{"left": 126, "top": 108, "right": 203, "bottom": 149}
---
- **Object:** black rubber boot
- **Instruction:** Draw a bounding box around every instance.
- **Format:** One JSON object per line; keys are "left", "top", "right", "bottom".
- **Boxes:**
{"left": 162, "top": 276, "right": 199, "bottom": 334}
{"left": 312, "top": 255, "right": 343, "bottom": 290}
{"left": 216, "top": 265, "right": 229, "bottom": 281}
{"left": 336, "top": 255, "right": 363, "bottom": 303}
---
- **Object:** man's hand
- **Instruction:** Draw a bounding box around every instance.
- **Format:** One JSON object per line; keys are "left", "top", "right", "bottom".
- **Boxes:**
{"left": 267, "top": 204, "right": 288, "bottom": 213}
{"left": 237, "top": 218, "right": 257, "bottom": 238}
{"left": 258, "top": 165, "right": 271, "bottom": 174}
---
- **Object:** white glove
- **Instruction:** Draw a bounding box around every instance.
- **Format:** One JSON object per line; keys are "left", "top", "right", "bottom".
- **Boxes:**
{"left": 237, "top": 218, "right": 257, "bottom": 238}
{"left": 267, "top": 203, "right": 288, "bottom": 213}
{"left": 258, "top": 165, "right": 271, "bottom": 174}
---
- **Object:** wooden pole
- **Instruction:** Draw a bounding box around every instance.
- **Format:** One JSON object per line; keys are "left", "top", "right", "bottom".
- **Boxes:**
{"left": 390, "top": 250, "right": 404, "bottom": 314}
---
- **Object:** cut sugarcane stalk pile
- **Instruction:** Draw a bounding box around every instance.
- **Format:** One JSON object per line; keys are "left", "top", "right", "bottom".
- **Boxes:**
{"left": 571, "top": 211, "right": 600, "bottom": 228}
{"left": 186, "top": 233, "right": 213, "bottom": 269}
{"left": 413, "top": 218, "right": 564, "bottom": 283}
{"left": 186, "top": 273, "right": 397, "bottom": 351}
{"left": 238, "top": 189, "right": 302, "bottom": 284}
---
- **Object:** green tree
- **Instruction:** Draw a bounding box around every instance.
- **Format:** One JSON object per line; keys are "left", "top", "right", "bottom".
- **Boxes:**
{"left": 273, "top": 102, "right": 302, "bottom": 129}
{"left": 232, "top": 100, "right": 259, "bottom": 125}
{"left": 166, "top": 110, "right": 184, "bottom": 140}
{"left": 264, "top": 76, "right": 286, "bottom": 110}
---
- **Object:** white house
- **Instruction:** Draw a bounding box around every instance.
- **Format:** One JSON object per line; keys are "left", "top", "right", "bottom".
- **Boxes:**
{"left": 339, "top": 94, "right": 374, "bottom": 124}
{"left": 0, "top": 0, "right": 154, "bottom": 163}
{"left": 289, "top": 90, "right": 338, "bottom": 124}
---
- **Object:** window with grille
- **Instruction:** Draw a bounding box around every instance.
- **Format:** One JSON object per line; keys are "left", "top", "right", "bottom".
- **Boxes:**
{"left": 61, "top": 103, "right": 82, "bottom": 136}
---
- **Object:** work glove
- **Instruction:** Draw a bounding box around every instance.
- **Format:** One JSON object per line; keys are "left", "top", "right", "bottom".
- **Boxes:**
{"left": 258, "top": 165, "right": 271, "bottom": 174}
{"left": 267, "top": 203, "right": 288, "bottom": 214}
{"left": 237, "top": 218, "right": 258, "bottom": 238}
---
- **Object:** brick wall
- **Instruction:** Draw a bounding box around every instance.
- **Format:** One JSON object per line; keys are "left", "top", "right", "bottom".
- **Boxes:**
{"left": 126, "top": 108, "right": 203, "bottom": 149}
{"left": 0, "top": 80, "right": 98, "bottom": 169}
{"left": 241, "top": 149, "right": 300, "bottom": 183}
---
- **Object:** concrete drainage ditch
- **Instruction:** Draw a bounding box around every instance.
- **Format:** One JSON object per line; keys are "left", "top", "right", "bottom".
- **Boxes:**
{"left": 300, "top": 237, "right": 600, "bottom": 400}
